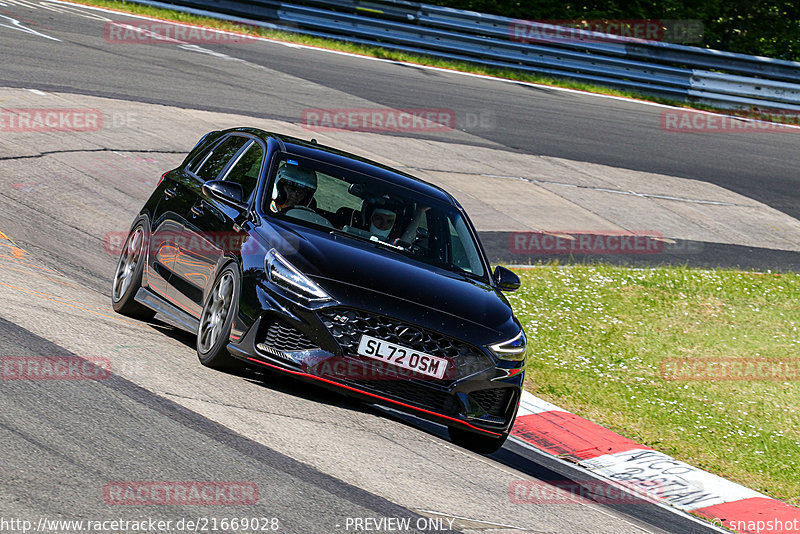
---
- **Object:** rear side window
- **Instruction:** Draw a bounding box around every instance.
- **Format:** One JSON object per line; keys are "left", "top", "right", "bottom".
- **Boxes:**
{"left": 221, "top": 140, "right": 264, "bottom": 201}
{"left": 313, "top": 171, "right": 362, "bottom": 214}
{"left": 194, "top": 135, "right": 249, "bottom": 182}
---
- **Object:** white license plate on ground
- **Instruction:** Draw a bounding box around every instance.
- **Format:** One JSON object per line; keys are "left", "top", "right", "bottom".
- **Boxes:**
{"left": 357, "top": 335, "right": 448, "bottom": 379}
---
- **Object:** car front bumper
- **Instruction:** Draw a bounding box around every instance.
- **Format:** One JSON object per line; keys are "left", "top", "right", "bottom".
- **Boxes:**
{"left": 227, "top": 286, "right": 524, "bottom": 436}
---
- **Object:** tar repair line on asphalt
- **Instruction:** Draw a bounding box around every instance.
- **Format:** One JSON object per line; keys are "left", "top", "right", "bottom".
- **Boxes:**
{"left": 510, "top": 391, "right": 800, "bottom": 533}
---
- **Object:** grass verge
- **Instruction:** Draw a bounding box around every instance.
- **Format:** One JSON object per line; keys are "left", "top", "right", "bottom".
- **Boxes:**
{"left": 63, "top": 0, "right": 795, "bottom": 122}
{"left": 507, "top": 264, "right": 800, "bottom": 506}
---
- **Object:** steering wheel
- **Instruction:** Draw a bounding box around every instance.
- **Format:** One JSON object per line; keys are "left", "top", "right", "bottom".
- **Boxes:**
{"left": 283, "top": 206, "right": 334, "bottom": 228}
{"left": 281, "top": 205, "right": 315, "bottom": 215}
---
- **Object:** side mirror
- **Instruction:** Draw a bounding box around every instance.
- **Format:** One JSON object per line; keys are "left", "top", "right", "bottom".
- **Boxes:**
{"left": 347, "top": 183, "right": 365, "bottom": 198}
{"left": 203, "top": 180, "right": 246, "bottom": 210}
{"left": 493, "top": 265, "right": 520, "bottom": 292}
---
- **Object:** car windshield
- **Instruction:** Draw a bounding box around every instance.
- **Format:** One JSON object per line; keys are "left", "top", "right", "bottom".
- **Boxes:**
{"left": 263, "top": 154, "right": 487, "bottom": 279}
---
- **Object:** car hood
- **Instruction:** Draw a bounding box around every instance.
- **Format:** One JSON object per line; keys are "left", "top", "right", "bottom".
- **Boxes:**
{"left": 263, "top": 222, "right": 518, "bottom": 338}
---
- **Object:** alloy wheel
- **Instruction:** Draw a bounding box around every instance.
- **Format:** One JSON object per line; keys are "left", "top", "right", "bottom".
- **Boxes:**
{"left": 198, "top": 271, "right": 234, "bottom": 353}
{"left": 112, "top": 226, "right": 144, "bottom": 302}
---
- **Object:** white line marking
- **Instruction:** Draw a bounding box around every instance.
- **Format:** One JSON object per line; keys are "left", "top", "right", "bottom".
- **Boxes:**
{"left": 178, "top": 43, "right": 234, "bottom": 58}
{"left": 38, "top": 0, "right": 110, "bottom": 21}
{"left": 1, "top": 0, "right": 40, "bottom": 9}
{"left": 0, "top": 13, "right": 60, "bottom": 40}
{"left": 107, "top": 21, "right": 184, "bottom": 44}
{"left": 27, "top": 88, "right": 46, "bottom": 95}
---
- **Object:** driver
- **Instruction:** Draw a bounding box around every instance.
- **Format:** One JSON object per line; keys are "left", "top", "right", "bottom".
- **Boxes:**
{"left": 369, "top": 208, "right": 397, "bottom": 239}
{"left": 360, "top": 194, "right": 406, "bottom": 240}
{"left": 270, "top": 164, "right": 317, "bottom": 213}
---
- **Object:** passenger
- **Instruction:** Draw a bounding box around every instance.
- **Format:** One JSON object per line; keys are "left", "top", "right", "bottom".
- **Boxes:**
{"left": 270, "top": 164, "right": 317, "bottom": 213}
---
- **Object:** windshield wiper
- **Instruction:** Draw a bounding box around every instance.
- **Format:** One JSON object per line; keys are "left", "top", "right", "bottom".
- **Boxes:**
{"left": 437, "top": 261, "right": 485, "bottom": 281}
{"left": 327, "top": 227, "right": 388, "bottom": 247}
{"left": 368, "top": 236, "right": 405, "bottom": 251}
{"left": 329, "top": 228, "right": 482, "bottom": 280}
{"left": 328, "top": 227, "right": 368, "bottom": 242}
{"left": 329, "top": 228, "right": 406, "bottom": 251}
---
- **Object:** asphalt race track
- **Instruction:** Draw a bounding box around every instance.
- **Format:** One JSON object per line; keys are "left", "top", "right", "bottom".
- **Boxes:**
{"left": 2, "top": 2, "right": 800, "bottom": 223}
{"left": 0, "top": 1, "right": 795, "bottom": 533}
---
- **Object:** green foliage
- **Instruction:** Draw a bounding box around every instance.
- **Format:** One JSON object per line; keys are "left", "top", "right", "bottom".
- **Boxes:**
{"left": 429, "top": 0, "right": 800, "bottom": 61}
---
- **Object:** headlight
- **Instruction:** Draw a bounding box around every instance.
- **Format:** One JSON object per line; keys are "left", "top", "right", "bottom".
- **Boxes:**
{"left": 488, "top": 330, "right": 527, "bottom": 361}
{"left": 265, "top": 249, "right": 331, "bottom": 302}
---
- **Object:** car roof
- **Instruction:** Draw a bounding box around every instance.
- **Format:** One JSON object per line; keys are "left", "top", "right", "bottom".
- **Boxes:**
{"left": 228, "top": 127, "right": 457, "bottom": 206}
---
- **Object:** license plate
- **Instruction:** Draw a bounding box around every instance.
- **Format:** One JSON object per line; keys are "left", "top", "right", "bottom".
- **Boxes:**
{"left": 356, "top": 334, "right": 448, "bottom": 379}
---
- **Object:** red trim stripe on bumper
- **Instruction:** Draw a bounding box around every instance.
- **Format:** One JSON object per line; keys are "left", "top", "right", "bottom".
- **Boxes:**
{"left": 245, "top": 356, "right": 502, "bottom": 436}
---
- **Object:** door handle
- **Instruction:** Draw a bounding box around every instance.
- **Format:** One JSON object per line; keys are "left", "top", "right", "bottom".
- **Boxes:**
{"left": 190, "top": 202, "right": 205, "bottom": 217}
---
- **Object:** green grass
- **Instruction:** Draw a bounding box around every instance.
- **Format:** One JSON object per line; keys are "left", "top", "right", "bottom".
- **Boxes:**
{"left": 507, "top": 264, "right": 800, "bottom": 506}
{"left": 67, "top": 0, "right": 778, "bottom": 120}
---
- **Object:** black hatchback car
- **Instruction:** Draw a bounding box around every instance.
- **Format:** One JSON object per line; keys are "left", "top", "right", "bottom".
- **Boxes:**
{"left": 112, "top": 128, "right": 526, "bottom": 453}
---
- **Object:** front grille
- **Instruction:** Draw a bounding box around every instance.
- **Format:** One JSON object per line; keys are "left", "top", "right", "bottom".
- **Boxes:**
{"left": 348, "top": 379, "right": 459, "bottom": 414}
{"left": 259, "top": 320, "right": 319, "bottom": 352}
{"left": 318, "top": 308, "right": 493, "bottom": 382}
{"left": 469, "top": 388, "right": 513, "bottom": 417}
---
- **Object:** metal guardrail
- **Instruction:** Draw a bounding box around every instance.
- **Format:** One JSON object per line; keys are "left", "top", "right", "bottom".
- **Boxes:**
{"left": 130, "top": 0, "right": 800, "bottom": 110}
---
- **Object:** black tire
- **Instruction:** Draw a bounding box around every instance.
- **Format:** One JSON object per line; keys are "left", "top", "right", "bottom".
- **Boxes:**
{"left": 448, "top": 426, "right": 509, "bottom": 454}
{"left": 197, "top": 264, "right": 241, "bottom": 370}
{"left": 111, "top": 223, "right": 155, "bottom": 320}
